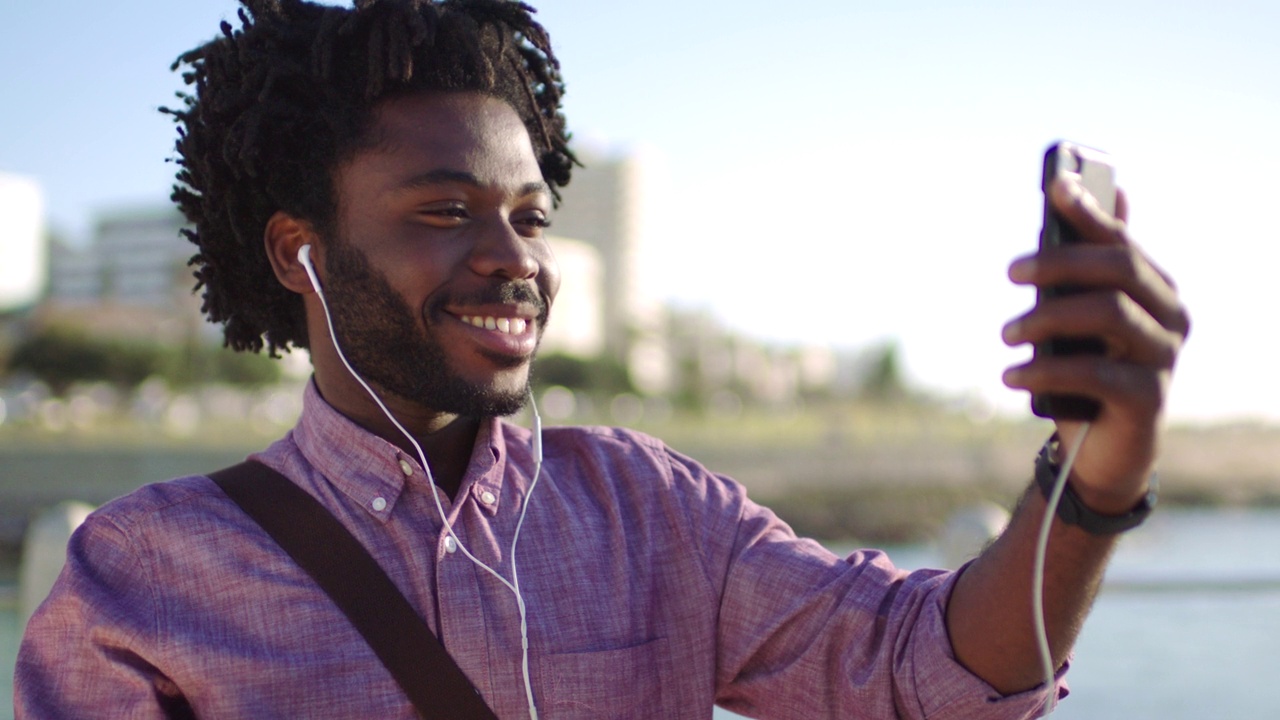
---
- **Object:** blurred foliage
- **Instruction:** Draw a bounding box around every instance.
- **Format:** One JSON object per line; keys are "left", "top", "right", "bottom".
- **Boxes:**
{"left": 4, "top": 325, "right": 281, "bottom": 395}
{"left": 532, "top": 353, "right": 633, "bottom": 396}
{"left": 857, "top": 341, "right": 908, "bottom": 402}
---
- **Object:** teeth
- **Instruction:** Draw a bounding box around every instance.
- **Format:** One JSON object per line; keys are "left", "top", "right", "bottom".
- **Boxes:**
{"left": 461, "top": 315, "right": 528, "bottom": 335}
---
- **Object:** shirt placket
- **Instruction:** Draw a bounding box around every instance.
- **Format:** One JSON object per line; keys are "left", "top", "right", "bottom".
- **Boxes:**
{"left": 433, "top": 491, "right": 501, "bottom": 704}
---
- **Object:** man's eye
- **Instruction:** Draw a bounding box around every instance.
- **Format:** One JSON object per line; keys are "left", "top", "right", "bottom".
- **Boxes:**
{"left": 418, "top": 206, "right": 469, "bottom": 224}
{"left": 428, "top": 207, "right": 468, "bottom": 218}
{"left": 516, "top": 214, "right": 550, "bottom": 229}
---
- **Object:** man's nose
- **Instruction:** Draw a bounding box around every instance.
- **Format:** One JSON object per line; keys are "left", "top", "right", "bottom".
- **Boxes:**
{"left": 469, "top": 219, "right": 540, "bottom": 280}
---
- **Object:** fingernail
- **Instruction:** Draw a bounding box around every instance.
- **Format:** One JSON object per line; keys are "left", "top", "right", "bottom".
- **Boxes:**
{"left": 1001, "top": 320, "right": 1022, "bottom": 345}
{"left": 1009, "top": 258, "right": 1036, "bottom": 283}
{"left": 1002, "top": 367, "right": 1024, "bottom": 386}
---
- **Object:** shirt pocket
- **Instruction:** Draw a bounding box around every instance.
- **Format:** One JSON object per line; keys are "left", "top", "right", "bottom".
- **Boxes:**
{"left": 539, "top": 637, "right": 675, "bottom": 719}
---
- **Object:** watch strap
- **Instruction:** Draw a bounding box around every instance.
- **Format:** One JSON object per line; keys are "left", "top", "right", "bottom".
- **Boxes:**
{"left": 1035, "top": 434, "right": 1157, "bottom": 535}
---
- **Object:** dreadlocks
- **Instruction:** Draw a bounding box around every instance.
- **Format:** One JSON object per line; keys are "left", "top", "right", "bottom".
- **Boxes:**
{"left": 163, "top": 0, "right": 575, "bottom": 355}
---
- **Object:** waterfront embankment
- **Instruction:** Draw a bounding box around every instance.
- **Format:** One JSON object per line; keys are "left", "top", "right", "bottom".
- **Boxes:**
{"left": 1, "top": 406, "right": 1277, "bottom": 557}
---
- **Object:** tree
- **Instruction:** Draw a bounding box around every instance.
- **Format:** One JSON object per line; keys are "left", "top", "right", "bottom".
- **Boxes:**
{"left": 5, "top": 326, "right": 281, "bottom": 394}
{"left": 532, "top": 353, "right": 633, "bottom": 396}
{"left": 858, "top": 341, "right": 907, "bottom": 402}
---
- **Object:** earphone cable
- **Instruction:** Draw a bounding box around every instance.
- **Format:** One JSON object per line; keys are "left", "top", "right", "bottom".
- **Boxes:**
{"left": 1032, "top": 422, "right": 1090, "bottom": 717}
{"left": 299, "top": 246, "right": 542, "bottom": 719}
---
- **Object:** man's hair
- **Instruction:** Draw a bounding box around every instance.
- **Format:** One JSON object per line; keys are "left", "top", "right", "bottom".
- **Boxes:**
{"left": 164, "top": 0, "right": 574, "bottom": 355}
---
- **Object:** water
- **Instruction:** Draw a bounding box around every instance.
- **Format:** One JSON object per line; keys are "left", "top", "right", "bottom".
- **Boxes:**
{"left": 1048, "top": 507, "right": 1280, "bottom": 719}
{"left": 6, "top": 508, "right": 1280, "bottom": 719}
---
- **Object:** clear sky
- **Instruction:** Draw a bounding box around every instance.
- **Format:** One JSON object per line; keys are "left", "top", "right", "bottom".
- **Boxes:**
{"left": 2, "top": 1, "right": 1276, "bottom": 423}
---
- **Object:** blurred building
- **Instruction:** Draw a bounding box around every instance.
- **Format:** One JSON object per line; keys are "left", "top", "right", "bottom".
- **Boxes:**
{"left": 32, "top": 148, "right": 844, "bottom": 407}
{"left": 550, "top": 149, "right": 667, "bottom": 378}
{"left": 538, "top": 237, "right": 604, "bottom": 358}
{"left": 661, "top": 306, "right": 839, "bottom": 410}
{"left": 42, "top": 207, "right": 204, "bottom": 344}
{"left": 0, "top": 172, "right": 46, "bottom": 312}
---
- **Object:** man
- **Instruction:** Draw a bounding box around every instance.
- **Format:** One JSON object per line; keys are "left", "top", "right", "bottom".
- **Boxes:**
{"left": 15, "top": 0, "right": 1188, "bottom": 718}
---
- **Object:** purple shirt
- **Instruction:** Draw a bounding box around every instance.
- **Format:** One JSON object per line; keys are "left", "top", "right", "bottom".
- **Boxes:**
{"left": 16, "top": 382, "right": 1063, "bottom": 718}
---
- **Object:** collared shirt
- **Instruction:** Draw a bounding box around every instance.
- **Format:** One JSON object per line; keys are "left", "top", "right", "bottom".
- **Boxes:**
{"left": 16, "top": 382, "right": 1063, "bottom": 718}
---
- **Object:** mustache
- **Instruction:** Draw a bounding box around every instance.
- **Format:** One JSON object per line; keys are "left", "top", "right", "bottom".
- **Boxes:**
{"left": 432, "top": 281, "right": 550, "bottom": 321}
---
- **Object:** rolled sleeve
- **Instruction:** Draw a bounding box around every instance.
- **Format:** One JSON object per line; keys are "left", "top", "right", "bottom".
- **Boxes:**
{"left": 906, "top": 570, "right": 1069, "bottom": 720}
{"left": 689, "top": 457, "right": 1067, "bottom": 720}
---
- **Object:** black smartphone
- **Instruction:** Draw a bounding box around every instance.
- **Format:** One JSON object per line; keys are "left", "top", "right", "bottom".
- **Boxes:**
{"left": 1031, "top": 142, "right": 1116, "bottom": 421}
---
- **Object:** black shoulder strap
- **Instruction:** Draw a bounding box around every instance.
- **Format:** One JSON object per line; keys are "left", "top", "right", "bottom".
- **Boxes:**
{"left": 209, "top": 460, "right": 499, "bottom": 720}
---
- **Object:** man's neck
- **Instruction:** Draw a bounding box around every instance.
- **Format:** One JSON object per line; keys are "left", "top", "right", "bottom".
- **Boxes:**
{"left": 409, "top": 415, "right": 482, "bottom": 501}
{"left": 312, "top": 374, "right": 481, "bottom": 501}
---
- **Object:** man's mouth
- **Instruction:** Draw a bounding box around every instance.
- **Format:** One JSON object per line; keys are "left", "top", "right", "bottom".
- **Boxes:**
{"left": 459, "top": 315, "right": 530, "bottom": 335}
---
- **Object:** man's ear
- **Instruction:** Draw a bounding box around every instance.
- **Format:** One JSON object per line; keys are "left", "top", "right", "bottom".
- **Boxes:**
{"left": 264, "top": 211, "right": 321, "bottom": 294}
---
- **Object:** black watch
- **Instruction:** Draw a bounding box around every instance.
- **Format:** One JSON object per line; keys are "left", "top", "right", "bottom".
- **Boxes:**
{"left": 1035, "top": 434, "right": 1157, "bottom": 535}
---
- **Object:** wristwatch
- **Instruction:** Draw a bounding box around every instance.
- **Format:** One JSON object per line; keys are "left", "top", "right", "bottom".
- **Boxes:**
{"left": 1035, "top": 434, "right": 1157, "bottom": 535}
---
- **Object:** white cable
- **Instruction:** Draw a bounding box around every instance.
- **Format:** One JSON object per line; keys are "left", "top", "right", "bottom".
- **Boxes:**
{"left": 511, "top": 403, "right": 543, "bottom": 720}
{"left": 1032, "top": 422, "right": 1090, "bottom": 717}
{"left": 299, "top": 246, "right": 542, "bottom": 719}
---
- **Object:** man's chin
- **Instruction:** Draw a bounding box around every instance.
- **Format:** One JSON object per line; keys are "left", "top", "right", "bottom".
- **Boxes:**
{"left": 426, "top": 371, "right": 532, "bottom": 418}
{"left": 451, "top": 387, "right": 530, "bottom": 418}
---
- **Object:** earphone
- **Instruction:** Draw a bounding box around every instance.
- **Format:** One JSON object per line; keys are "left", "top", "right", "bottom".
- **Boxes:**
{"left": 297, "top": 243, "right": 544, "bottom": 719}
{"left": 1033, "top": 421, "right": 1090, "bottom": 717}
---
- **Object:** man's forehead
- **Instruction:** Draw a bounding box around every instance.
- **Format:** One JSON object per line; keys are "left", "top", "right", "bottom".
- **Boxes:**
{"left": 342, "top": 91, "right": 546, "bottom": 193}
{"left": 396, "top": 168, "right": 550, "bottom": 199}
{"left": 370, "top": 91, "right": 529, "bottom": 147}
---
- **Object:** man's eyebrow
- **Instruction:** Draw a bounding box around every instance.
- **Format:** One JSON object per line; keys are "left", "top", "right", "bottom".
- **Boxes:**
{"left": 397, "top": 169, "right": 550, "bottom": 198}
{"left": 518, "top": 180, "right": 551, "bottom": 198}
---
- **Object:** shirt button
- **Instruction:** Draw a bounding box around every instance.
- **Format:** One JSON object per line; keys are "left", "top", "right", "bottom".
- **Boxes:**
{"left": 372, "top": 497, "right": 387, "bottom": 512}
{"left": 398, "top": 459, "right": 414, "bottom": 477}
{"left": 444, "top": 535, "right": 458, "bottom": 553}
{"left": 480, "top": 490, "right": 496, "bottom": 505}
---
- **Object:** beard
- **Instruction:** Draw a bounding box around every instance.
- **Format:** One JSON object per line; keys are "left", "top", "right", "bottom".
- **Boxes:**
{"left": 321, "top": 234, "right": 548, "bottom": 418}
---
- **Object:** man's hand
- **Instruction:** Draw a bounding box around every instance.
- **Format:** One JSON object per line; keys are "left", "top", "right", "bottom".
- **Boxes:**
{"left": 1000, "top": 173, "right": 1191, "bottom": 513}
{"left": 946, "top": 170, "right": 1190, "bottom": 696}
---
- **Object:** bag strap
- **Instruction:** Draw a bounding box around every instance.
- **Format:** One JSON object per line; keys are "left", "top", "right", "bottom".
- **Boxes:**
{"left": 209, "top": 460, "right": 499, "bottom": 720}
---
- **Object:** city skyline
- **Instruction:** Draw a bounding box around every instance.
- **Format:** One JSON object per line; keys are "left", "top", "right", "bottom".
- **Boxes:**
{"left": 3, "top": 1, "right": 1276, "bottom": 422}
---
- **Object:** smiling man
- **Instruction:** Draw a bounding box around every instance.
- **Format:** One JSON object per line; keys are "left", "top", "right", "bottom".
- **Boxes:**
{"left": 15, "top": 1, "right": 1189, "bottom": 719}
{"left": 279, "top": 91, "right": 562, "bottom": 496}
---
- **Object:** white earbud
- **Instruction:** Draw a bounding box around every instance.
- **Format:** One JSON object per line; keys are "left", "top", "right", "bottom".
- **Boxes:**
{"left": 297, "top": 243, "right": 322, "bottom": 294}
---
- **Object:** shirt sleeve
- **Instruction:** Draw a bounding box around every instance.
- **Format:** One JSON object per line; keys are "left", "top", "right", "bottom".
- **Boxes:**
{"left": 14, "top": 512, "right": 192, "bottom": 719}
{"left": 661, "top": 446, "right": 1066, "bottom": 720}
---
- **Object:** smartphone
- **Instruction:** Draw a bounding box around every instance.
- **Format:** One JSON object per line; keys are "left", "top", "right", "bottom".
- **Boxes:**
{"left": 1031, "top": 142, "right": 1117, "bottom": 421}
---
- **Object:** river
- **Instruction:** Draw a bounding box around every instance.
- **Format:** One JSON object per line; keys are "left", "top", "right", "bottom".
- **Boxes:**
{"left": 6, "top": 507, "right": 1279, "bottom": 718}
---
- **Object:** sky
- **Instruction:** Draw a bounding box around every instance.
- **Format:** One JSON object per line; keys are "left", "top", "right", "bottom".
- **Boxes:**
{"left": 2, "top": 0, "right": 1277, "bottom": 423}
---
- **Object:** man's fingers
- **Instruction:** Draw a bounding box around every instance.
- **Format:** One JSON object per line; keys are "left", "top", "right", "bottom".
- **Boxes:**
{"left": 1002, "top": 356, "right": 1170, "bottom": 423}
{"left": 1115, "top": 187, "right": 1129, "bottom": 224}
{"left": 1008, "top": 245, "right": 1190, "bottom": 340}
{"left": 1002, "top": 292, "right": 1182, "bottom": 370}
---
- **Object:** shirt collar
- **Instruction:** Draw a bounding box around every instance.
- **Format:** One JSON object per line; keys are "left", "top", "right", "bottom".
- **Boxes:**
{"left": 292, "top": 379, "right": 514, "bottom": 521}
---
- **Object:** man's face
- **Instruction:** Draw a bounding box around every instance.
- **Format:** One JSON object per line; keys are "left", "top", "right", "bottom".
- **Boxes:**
{"left": 319, "top": 91, "right": 559, "bottom": 417}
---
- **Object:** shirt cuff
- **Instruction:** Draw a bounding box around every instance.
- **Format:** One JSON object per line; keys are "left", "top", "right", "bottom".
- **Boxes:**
{"left": 911, "top": 569, "right": 1070, "bottom": 720}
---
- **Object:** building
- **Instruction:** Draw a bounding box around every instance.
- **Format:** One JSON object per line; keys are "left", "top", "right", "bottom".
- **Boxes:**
{"left": 0, "top": 172, "right": 46, "bottom": 312}
{"left": 42, "top": 207, "right": 204, "bottom": 344}
{"left": 549, "top": 149, "right": 665, "bottom": 368}
{"left": 34, "top": 148, "right": 842, "bottom": 408}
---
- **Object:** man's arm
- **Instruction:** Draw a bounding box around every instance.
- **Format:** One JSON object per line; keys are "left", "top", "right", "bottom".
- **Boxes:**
{"left": 15, "top": 515, "right": 185, "bottom": 719}
{"left": 946, "top": 171, "right": 1190, "bottom": 694}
